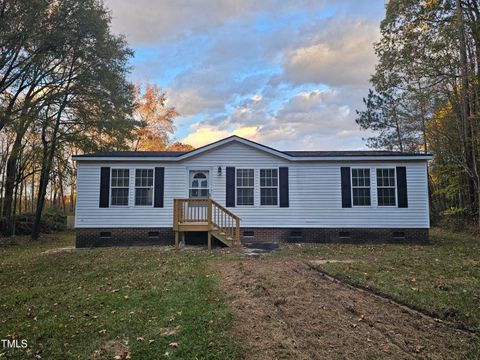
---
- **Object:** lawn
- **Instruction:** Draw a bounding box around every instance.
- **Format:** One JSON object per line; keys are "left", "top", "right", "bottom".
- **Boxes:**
{"left": 273, "top": 228, "right": 480, "bottom": 332}
{"left": 0, "top": 233, "right": 237, "bottom": 359}
{"left": 1, "top": 229, "right": 478, "bottom": 359}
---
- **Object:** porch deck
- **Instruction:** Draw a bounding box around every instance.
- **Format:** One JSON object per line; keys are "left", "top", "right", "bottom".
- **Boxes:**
{"left": 173, "top": 198, "right": 241, "bottom": 249}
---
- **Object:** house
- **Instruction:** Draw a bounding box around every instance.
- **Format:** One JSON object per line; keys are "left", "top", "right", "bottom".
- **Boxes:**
{"left": 72, "top": 135, "right": 432, "bottom": 248}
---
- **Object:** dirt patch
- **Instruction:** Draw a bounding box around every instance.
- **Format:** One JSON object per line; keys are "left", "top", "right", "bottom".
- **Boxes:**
{"left": 309, "top": 259, "right": 358, "bottom": 265}
{"left": 41, "top": 247, "right": 75, "bottom": 255}
{"left": 216, "top": 259, "right": 478, "bottom": 360}
{"left": 92, "top": 340, "right": 130, "bottom": 359}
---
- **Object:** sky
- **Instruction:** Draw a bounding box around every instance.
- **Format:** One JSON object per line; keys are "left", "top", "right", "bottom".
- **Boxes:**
{"left": 104, "top": 0, "right": 387, "bottom": 151}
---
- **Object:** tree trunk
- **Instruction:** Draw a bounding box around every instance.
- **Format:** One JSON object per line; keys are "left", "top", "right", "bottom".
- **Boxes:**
{"left": 456, "top": 0, "right": 476, "bottom": 213}
{"left": 0, "top": 166, "right": 5, "bottom": 216}
{"left": 31, "top": 170, "right": 35, "bottom": 213}
{"left": 2, "top": 132, "right": 24, "bottom": 221}
{"left": 32, "top": 101, "right": 72, "bottom": 239}
{"left": 18, "top": 178, "right": 23, "bottom": 215}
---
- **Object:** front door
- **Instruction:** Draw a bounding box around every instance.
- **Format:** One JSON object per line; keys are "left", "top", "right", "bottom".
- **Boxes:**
{"left": 189, "top": 170, "right": 209, "bottom": 198}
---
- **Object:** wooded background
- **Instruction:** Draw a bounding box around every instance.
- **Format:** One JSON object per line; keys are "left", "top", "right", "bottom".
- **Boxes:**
{"left": 1, "top": 0, "right": 479, "bottom": 238}
{"left": 0, "top": 0, "right": 190, "bottom": 238}
{"left": 356, "top": 0, "right": 479, "bottom": 230}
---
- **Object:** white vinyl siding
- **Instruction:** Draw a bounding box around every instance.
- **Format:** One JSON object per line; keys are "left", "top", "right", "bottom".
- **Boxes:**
{"left": 75, "top": 141, "right": 430, "bottom": 229}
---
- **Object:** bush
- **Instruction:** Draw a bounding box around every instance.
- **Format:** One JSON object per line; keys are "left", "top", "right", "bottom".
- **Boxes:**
{"left": 437, "top": 207, "right": 473, "bottom": 231}
{"left": 0, "top": 207, "right": 66, "bottom": 236}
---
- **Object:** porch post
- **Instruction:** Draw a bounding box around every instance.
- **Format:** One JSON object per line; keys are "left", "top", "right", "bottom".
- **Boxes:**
{"left": 207, "top": 231, "right": 212, "bottom": 250}
{"left": 175, "top": 231, "right": 179, "bottom": 250}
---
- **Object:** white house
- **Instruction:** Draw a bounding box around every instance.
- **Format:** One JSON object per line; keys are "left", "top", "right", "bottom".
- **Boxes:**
{"left": 72, "top": 135, "right": 432, "bottom": 248}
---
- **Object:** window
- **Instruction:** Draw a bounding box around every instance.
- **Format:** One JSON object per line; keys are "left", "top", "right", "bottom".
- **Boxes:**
{"left": 236, "top": 169, "right": 254, "bottom": 205}
{"left": 189, "top": 171, "right": 209, "bottom": 198}
{"left": 377, "top": 168, "right": 396, "bottom": 206}
{"left": 351, "top": 168, "right": 371, "bottom": 206}
{"left": 135, "top": 169, "right": 153, "bottom": 206}
{"left": 393, "top": 231, "right": 405, "bottom": 239}
{"left": 111, "top": 168, "right": 129, "bottom": 206}
{"left": 260, "top": 169, "right": 278, "bottom": 205}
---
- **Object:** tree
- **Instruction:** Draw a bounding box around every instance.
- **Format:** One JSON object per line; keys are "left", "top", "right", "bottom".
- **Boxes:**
{"left": 167, "top": 141, "right": 194, "bottom": 152}
{"left": 357, "top": 0, "right": 480, "bottom": 227}
{"left": 132, "top": 83, "right": 178, "bottom": 151}
{"left": 30, "top": 0, "right": 136, "bottom": 239}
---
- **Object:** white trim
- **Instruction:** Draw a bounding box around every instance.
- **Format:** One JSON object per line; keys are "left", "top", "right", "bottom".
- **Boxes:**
{"left": 72, "top": 136, "right": 433, "bottom": 162}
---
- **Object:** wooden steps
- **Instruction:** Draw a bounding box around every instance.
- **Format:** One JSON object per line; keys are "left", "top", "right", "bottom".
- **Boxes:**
{"left": 173, "top": 198, "right": 241, "bottom": 250}
{"left": 210, "top": 229, "right": 234, "bottom": 247}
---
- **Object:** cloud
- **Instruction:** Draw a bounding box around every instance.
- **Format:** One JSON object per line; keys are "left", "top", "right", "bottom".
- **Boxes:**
{"left": 283, "top": 21, "right": 380, "bottom": 87}
{"left": 104, "top": 0, "right": 329, "bottom": 46}
{"left": 103, "top": 0, "right": 385, "bottom": 150}
{"left": 180, "top": 124, "right": 260, "bottom": 147}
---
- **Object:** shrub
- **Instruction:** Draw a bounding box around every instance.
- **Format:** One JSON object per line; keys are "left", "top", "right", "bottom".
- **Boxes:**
{"left": 438, "top": 207, "right": 473, "bottom": 231}
{"left": 0, "top": 207, "right": 66, "bottom": 236}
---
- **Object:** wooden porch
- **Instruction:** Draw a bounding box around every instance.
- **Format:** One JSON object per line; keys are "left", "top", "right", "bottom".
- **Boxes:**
{"left": 173, "top": 198, "right": 241, "bottom": 249}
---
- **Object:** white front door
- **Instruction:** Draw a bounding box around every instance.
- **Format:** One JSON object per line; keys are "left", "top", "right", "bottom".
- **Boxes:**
{"left": 189, "top": 170, "right": 210, "bottom": 198}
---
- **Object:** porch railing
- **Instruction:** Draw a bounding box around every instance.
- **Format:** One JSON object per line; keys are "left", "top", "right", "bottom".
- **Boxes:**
{"left": 173, "top": 198, "right": 240, "bottom": 245}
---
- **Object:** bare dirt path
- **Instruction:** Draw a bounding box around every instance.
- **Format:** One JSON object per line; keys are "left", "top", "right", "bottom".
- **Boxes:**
{"left": 216, "top": 259, "right": 478, "bottom": 360}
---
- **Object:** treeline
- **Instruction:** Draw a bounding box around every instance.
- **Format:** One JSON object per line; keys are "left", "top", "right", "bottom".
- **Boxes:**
{"left": 0, "top": 0, "right": 188, "bottom": 239}
{"left": 357, "top": 0, "right": 480, "bottom": 229}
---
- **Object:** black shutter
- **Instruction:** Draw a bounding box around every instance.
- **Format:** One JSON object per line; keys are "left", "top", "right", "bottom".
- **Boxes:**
{"left": 279, "top": 167, "right": 289, "bottom": 207}
{"left": 341, "top": 167, "right": 351, "bottom": 208}
{"left": 396, "top": 166, "right": 408, "bottom": 208}
{"left": 154, "top": 167, "right": 164, "bottom": 208}
{"left": 226, "top": 167, "right": 235, "bottom": 207}
{"left": 99, "top": 167, "right": 110, "bottom": 208}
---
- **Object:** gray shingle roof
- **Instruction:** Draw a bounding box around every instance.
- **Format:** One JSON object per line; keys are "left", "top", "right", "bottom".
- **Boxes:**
{"left": 75, "top": 149, "right": 428, "bottom": 158}
{"left": 283, "top": 151, "right": 427, "bottom": 157}
{"left": 74, "top": 151, "right": 186, "bottom": 158}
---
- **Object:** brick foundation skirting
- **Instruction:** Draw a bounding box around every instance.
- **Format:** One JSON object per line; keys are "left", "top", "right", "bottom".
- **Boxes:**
{"left": 76, "top": 227, "right": 429, "bottom": 247}
{"left": 76, "top": 228, "right": 175, "bottom": 248}
{"left": 240, "top": 227, "right": 429, "bottom": 244}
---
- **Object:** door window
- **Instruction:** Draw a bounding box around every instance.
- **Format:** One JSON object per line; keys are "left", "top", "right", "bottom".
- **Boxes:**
{"left": 189, "top": 171, "right": 209, "bottom": 198}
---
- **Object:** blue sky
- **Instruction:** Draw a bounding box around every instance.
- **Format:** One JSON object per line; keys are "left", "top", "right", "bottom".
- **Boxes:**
{"left": 105, "top": 0, "right": 386, "bottom": 150}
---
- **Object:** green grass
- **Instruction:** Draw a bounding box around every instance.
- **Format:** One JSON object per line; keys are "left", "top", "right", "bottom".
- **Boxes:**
{"left": 272, "top": 228, "right": 480, "bottom": 331}
{"left": 1, "top": 229, "right": 478, "bottom": 358}
{"left": 0, "top": 233, "right": 237, "bottom": 359}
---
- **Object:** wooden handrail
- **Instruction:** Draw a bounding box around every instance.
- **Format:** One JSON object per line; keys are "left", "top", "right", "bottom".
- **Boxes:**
{"left": 173, "top": 198, "right": 241, "bottom": 245}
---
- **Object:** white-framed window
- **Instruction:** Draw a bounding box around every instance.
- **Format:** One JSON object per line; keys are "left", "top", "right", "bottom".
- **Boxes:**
{"left": 135, "top": 168, "right": 154, "bottom": 206}
{"left": 351, "top": 168, "right": 371, "bottom": 206}
{"left": 377, "top": 168, "right": 396, "bottom": 206}
{"left": 236, "top": 168, "right": 254, "bottom": 206}
{"left": 260, "top": 168, "right": 278, "bottom": 205}
{"left": 111, "top": 168, "right": 130, "bottom": 206}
